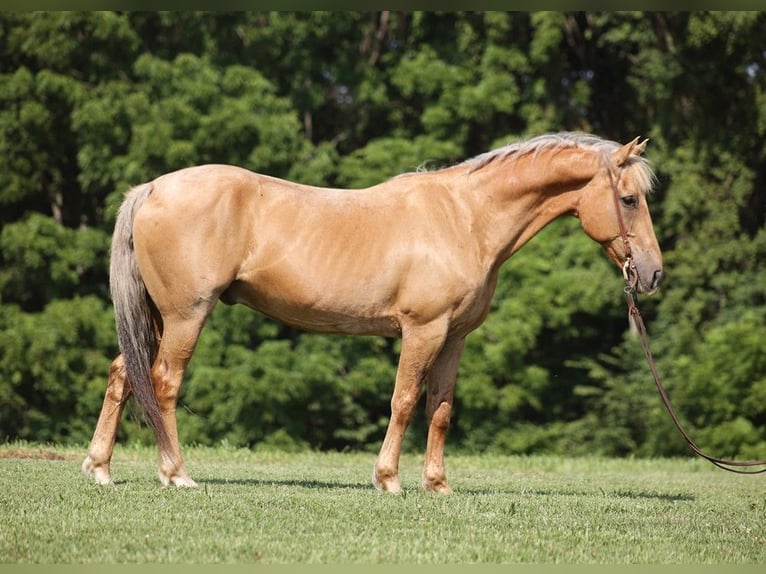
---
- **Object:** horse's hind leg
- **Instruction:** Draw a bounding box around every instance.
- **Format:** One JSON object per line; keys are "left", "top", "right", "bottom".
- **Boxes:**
{"left": 151, "top": 312, "right": 209, "bottom": 487}
{"left": 82, "top": 354, "right": 131, "bottom": 485}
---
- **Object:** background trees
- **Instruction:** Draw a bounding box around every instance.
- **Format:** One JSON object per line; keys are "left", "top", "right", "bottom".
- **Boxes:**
{"left": 1, "top": 12, "right": 764, "bottom": 458}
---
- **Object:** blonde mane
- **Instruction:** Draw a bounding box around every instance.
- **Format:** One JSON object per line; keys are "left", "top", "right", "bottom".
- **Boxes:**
{"left": 464, "top": 131, "right": 657, "bottom": 194}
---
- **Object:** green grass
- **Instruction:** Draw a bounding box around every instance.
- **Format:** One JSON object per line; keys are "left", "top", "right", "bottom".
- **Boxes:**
{"left": 1, "top": 442, "right": 765, "bottom": 563}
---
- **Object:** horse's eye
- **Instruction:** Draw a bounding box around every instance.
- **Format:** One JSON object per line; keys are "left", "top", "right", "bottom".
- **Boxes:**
{"left": 620, "top": 195, "right": 638, "bottom": 209}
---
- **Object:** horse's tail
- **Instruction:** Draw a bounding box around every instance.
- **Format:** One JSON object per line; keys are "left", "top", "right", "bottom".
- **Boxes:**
{"left": 110, "top": 183, "right": 169, "bottom": 450}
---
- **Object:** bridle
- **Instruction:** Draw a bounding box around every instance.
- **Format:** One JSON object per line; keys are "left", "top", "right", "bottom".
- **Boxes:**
{"left": 609, "top": 167, "right": 766, "bottom": 474}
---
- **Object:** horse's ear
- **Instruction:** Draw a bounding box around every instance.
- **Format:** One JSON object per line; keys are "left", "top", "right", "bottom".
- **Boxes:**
{"left": 613, "top": 136, "right": 644, "bottom": 167}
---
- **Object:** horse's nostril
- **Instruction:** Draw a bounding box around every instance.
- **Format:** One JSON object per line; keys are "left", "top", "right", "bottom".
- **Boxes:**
{"left": 651, "top": 269, "right": 664, "bottom": 289}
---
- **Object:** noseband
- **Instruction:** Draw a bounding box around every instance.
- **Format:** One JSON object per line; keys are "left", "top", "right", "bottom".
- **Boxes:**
{"left": 609, "top": 167, "right": 766, "bottom": 474}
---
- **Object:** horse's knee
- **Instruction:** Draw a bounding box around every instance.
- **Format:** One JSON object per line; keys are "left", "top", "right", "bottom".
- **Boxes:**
{"left": 427, "top": 399, "right": 452, "bottom": 434}
{"left": 391, "top": 389, "right": 421, "bottom": 419}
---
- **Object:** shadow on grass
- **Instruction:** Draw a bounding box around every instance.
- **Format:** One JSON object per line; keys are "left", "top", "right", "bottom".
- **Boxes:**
{"left": 457, "top": 486, "right": 696, "bottom": 502}
{"left": 196, "top": 477, "right": 695, "bottom": 501}
{"left": 201, "top": 477, "right": 373, "bottom": 491}
{"left": 610, "top": 489, "right": 696, "bottom": 502}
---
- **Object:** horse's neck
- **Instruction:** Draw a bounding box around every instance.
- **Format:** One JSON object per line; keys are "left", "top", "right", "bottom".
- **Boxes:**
{"left": 459, "top": 149, "right": 600, "bottom": 267}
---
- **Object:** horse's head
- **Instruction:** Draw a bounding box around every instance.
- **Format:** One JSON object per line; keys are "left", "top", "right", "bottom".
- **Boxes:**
{"left": 577, "top": 137, "right": 663, "bottom": 295}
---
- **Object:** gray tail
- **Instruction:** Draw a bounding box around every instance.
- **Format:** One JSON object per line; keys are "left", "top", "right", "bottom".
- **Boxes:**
{"left": 109, "top": 183, "right": 169, "bottom": 451}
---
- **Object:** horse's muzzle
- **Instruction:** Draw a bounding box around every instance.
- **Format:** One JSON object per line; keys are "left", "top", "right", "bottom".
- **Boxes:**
{"left": 638, "top": 267, "right": 663, "bottom": 295}
{"left": 650, "top": 268, "right": 663, "bottom": 291}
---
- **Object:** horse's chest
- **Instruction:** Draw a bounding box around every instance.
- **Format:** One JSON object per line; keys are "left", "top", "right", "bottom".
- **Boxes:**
{"left": 449, "top": 278, "right": 499, "bottom": 335}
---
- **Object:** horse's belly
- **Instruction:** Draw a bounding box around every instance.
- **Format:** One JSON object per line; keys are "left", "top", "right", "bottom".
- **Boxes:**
{"left": 220, "top": 273, "right": 402, "bottom": 337}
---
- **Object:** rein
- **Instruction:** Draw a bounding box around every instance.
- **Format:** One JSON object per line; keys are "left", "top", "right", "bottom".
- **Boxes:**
{"left": 609, "top": 169, "right": 766, "bottom": 474}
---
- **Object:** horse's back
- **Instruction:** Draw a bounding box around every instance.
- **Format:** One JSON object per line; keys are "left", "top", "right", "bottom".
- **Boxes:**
{"left": 129, "top": 164, "right": 487, "bottom": 336}
{"left": 128, "top": 165, "right": 393, "bottom": 328}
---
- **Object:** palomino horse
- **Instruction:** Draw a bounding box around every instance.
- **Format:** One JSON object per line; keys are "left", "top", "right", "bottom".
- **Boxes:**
{"left": 82, "top": 132, "right": 663, "bottom": 493}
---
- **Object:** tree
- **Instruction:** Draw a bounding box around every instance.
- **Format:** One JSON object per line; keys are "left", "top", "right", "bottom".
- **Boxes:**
{"left": 0, "top": 12, "right": 763, "bottom": 460}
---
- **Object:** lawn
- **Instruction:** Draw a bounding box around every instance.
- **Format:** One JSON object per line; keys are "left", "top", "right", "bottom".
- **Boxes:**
{"left": 1, "top": 442, "right": 764, "bottom": 563}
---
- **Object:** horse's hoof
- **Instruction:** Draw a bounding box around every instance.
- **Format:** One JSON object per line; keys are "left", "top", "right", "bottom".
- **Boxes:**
{"left": 82, "top": 456, "right": 114, "bottom": 485}
{"left": 171, "top": 476, "right": 199, "bottom": 488}
{"left": 159, "top": 470, "right": 199, "bottom": 488}
{"left": 372, "top": 468, "right": 402, "bottom": 494}
{"left": 422, "top": 479, "right": 453, "bottom": 494}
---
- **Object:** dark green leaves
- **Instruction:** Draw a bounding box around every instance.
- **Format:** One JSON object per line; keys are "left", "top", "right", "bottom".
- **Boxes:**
{"left": 0, "top": 12, "right": 764, "bottom": 459}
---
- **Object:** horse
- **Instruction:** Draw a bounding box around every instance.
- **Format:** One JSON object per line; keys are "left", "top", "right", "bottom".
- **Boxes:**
{"left": 82, "top": 132, "right": 663, "bottom": 493}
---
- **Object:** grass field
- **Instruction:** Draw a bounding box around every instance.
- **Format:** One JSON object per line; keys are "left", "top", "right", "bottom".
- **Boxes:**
{"left": 1, "top": 442, "right": 764, "bottom": 563}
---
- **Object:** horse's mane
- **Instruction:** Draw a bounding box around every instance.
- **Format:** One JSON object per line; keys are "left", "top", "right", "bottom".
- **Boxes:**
{"left": 393, "top": 131, "right": 656, "bottom": 193}
{"left": 464, "top": 131, "right": 657, "bottom": 194}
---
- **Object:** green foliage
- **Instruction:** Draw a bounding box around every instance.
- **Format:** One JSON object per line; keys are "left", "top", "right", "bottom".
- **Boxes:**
{"left": 0, "top": 12, "right": 764, "bottom": 461}
{"left": 337, "top": 135, "right": 460, "bottom": 188}
{"left": 177, "top": 305, "right": 396, "bottom": 452}
{"left": 665, "top": 311, "right": 766, "bottom": 459}
{"left": 0, "top": 213, "right": 109, "bottom": 308}
{"left": 0, "top": 67, "right": 85, "bottom": 223}
{"left": 73, "top": 53, "right": 306, "bottom": 207}
{"left": 0, "top": 297, "right": 115, "bottom": 443}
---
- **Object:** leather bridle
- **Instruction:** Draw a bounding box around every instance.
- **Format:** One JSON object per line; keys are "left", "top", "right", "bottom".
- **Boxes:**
{"left": 609, "top": 167, "right": 766, "bottom": 474}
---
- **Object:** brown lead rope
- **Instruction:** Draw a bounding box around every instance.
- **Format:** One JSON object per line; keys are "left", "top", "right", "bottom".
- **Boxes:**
{"left": 609, "top": 167, "right": 766, "bottom": 474}
{"left": 624, "top": 288, "right": 766, "bottom": 474}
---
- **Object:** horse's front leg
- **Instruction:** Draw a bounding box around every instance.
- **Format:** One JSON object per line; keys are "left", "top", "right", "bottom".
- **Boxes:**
{"left": 82, "top": 354, "right": 131, "bottom": 485}
{"left": 422, "top": 336, "right": 465, "bottom": 493}
{"left": 373, "top": 319, "right": 449, "bottom": 493}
